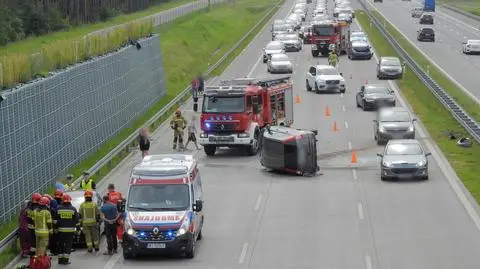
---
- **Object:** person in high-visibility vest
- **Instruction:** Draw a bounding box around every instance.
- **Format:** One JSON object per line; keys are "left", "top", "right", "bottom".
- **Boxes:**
{"left": 79, "top": 191, "right": 100, "bottom": 253}
{"left": 33, "top": 197, "right": 53, "bottom": 256}
{"left": 50, "top": 190, "right": 64, "bottom": 256}
{"left": 56, "top": 194, "right": 79, "bottom": 265}
{"left": 64, "top": 174, "right": 74, "bottom": 191}
{"left": 26, "top": 193, "right": 42, "bottom": 256}
{"left": 80, "top": 171, "right": 96, "bottom": 191}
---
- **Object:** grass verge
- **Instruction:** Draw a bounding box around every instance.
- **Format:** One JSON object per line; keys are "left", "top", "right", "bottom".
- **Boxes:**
{"left": 356, "top": 10, "right": 480, "bottom": 201}
{"left": 369, "top": 10, "right": 479, "bottom": 122}
{"left": 439, "top": 0, "right": 480, "bottom": 16}
{"left": 0, "top": 0, "right": 282, "bottom": 266}
{"left": 0, "top": 0, "right": 194, "bottom": 56}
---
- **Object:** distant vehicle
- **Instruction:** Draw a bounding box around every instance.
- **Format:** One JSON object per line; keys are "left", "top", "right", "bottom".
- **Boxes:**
{"left": 356, "top": 84, "right": 395, "bottom": 111}
{"left": 65, "top": 190, "right": 103, "bottom": 247}
{"left": 417, "top": 27, "right": 435, "bottom": 41}
{"left": 310, "top": 20, "right": 350, "bottom": 56}
{"left": 313, "top": 7, "right": 325, "bottom": 15}
{"left": 199, "top": 77, "right": 294, "bottom": 156}
{"left": 299, "top": 25, "right": 312, "bottom": 43}
{"left": 419, "top": 13, "right": 434, "bottom": 24}
{"left": 374, "top": 0, "right": 383, "bottom": 3}
{"left": 267, "top": 53, "right": 293, "bottom": 73}
{"left": 271, "top": 23, "right": 294, "bottom": 40}
{"left": 333, "top": 7, "right": 355, "bottom": 18}
{"left": 373, "top": 107, "right": 416, "bottom": 144}
{"left": 293, "top": 9, "right": 306, "bottom": 21}
{"left": 462, "top": 39, "right": 480, "bottom": 54}
{"left": 424, "top": 0, "right": 435, "bottom": 12}
{"left": 306, "top": 65, "right": 346, "bottom": 93}
{"left": 348, "top": 40, "right": 372, "bottom": 60}
{"left": 377, "top": 56, "right": 403, "bottom": 79}
{"left": 287, "top": 14, "right": 302, "bottom": 30}
{"left": 376, "top": 139, "right": 431, "bottom": 181}
{"left": 411, "top": 7, "right": 423, "bottom": 18}
{"left": 263, "top": 41, "right": 285, "bottom": 63}
{"left": 274, "top": 33, "right": 302, "bottom": 51}
{"left": 337, "top": 13, "right": 352, "bottom": 23}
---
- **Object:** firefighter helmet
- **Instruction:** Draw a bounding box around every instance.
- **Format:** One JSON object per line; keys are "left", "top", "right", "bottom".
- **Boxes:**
{"left": 62, "top": 194, "right": 72, "bottom": 203}
{"left": 84, "top": 190, "right": 93, "bottom": 198}
{"left": 39, "top": 197, "right": 50, "bottom": 206}
{"left": 31, "top": 193, "right": 42, "bottom": 203}
{"left": 54, "top": 189, "right": 63, "bottom": 199}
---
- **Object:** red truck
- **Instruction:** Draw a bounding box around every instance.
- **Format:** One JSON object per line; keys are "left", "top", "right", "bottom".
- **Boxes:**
{"left": 309, "top": 20, "right": 350, "bottom": 57}
{"left": 199, "top": 77, "right": 294, "bottom": 157}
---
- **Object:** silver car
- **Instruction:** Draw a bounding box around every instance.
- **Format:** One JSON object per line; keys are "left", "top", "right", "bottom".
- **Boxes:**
{"left": 376, "top": 139, "right": 431, "bottom": 181}
{"left": 377, "top": 56, "right": 403, "bottom": 79}
{"left": 271, "top": 23, "right": 294, "bottom": 40}
{"left": 267, "top": 53, "right": 293, "bottom": 73}
{"left": 293, "top": 9, "right": 306, "bottom": 21}
{"left": 274, "top": 34, "right": 302, "bottom": 52}
{"left": 411, "top": 7, "right": 423, "bottom": 18}
{"left": 374, "top": 107, "right": 416, "bottom": 144}
{"left": 263, "top": 41, "right": 285, "bottom": 63}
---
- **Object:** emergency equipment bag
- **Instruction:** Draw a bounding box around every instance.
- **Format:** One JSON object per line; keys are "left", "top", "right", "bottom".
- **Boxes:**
{"left": 17, "top": 255, "right": 51, "bottom": 269}
{"left": 259, "top": 126, "right": 319, "bottom": 176}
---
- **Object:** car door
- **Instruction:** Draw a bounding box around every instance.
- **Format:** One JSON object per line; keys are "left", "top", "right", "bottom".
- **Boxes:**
{"left": 373, "top": 113, "right": 379, "bottom": 134}
{"left": 376, "top": 59, "right": 381, "bottom": 74}
{"left": 193, "top": 175, "right": 203, "bottom": 234}
{"left": 357, "top": 86, "right": 365, "bottom": 106}
{"left": 308, "top": 66, "right": 316, "bottom": 85}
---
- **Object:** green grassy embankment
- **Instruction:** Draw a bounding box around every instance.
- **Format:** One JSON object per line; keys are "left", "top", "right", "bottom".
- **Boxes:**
{"left": 370, "top": 10, "right": 479, "bottom": 122}
{"left": 439, "top": 0, "right": 480, "bottom": 16}
{"left": 0, "top": 0, "right": 282, "bottom": 266}
{"left": 356, "top": 10, "right": 480, "bottom": 201}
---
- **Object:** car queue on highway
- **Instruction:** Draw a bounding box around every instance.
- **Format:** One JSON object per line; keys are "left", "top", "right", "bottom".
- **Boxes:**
{"left": 10, "top": 0, "right": 480, "bottom": 268}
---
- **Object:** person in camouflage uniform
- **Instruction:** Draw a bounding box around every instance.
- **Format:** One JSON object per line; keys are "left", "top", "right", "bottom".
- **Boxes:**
{"left": 170, "top": 110, "right": 187, "bottom": 150}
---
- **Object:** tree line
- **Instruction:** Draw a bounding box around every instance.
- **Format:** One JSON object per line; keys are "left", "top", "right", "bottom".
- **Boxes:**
{"left": 0, "top": 0, "right": 173, "bottom": 46}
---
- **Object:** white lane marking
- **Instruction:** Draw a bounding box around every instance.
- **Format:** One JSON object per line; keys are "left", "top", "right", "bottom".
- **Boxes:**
{"left": 358, "top": 203, "right": 365, "bottom": 220}
{"left": 365, "top": 255, "right": 373, "bottom": 269}
{"left": 340, "top": 93, "right": 345, "bottom": 98}
{"left": 102, "top": 253, "right": 122, "bottom": 269}
{"left": 348, "top": 141, "right": 352, "bottom": 150}
{"left": 238, "top": 242, "right": 248, "bottom": 264}
{"left": 364, "top": 0, "right": 480, "bottom": 105}
{"left": 247, "top": 56, "right": 263, "bottom": 77}
{"left": 356, "top": 17, "right": 480, "bottom": 233}
{"left": 342, "top": 105, "right": 346, "bottom": 112}
{"left": 254, "top": 195, "right": 263, "bottom": 211}
{"left": 344, "top": 121, "right": 349, "bottom": 129}
{"left": 352, "top": 169, "right": 358, "bottom": 180}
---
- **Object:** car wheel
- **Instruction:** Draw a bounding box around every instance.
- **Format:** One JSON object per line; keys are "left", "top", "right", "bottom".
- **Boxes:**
{"left": 306, "top": 80, "right": 311, "bottom": 91}
{"left": 377, "top": 138, "right": 383, "bottom": 145}
{"left": 340, "top": 89, "right": 345, "bottom": 94}
{"left": 315, "top": 83, "right": 320, "bottom": 93}
{"left": 362, "top": 101, "right": 367, "bottom": 111}
{"left": 377, "top": 73, "right": 380, "bottom": 79}
{"left": 246, "top": 130, "right": 259, "bottom": 156}
{"left": 422, "top": 175, "right": 429, "bottom": 180}
{"left": 357, "top": 99, "right": 361, "bottom": 107}
{"left": 197, "top": 230, "right": 203, "bottom": 240}
{"left": 123, "top": 251, "right": 134, "bottom": 260}
{"left": 381, "top": 176, "right": 387, "bottom": 181}
{"left": 204, "top": 145, "right": 216, "bottom": 156}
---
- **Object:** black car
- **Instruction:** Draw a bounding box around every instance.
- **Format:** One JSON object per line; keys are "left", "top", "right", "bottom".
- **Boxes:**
{"left": 348, "top": 41, "right": 373, "bottom": 60}
{"left": 374, "top": 0, "right": 383, "bottom": 2}
{"left": 419, "top": 13, "right": 434, "bottom": 24}
{"left": 356, "top": 84, "right": 396, "bottom": 111}
{"left": 417, "top": 28, "right": 435, "bottom": 41}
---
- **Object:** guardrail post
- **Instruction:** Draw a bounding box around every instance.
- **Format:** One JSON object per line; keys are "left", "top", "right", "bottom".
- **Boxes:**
{"left": 426, "top": 64, "right": 430, "bottom": 75}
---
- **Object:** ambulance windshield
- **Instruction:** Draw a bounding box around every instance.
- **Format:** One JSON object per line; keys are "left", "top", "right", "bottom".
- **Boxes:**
{"left": 128, "top": 184, "right": 190, "bottom": 211}
{"left": 203, "top": 96, "right": 245, "bottom": 113}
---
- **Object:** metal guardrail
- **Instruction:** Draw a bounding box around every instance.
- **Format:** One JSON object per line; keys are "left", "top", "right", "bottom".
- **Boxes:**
{"left": 0, "top": 0, "right": 283, "bottom": 255}
{"left": 441, "top": 4, "right": 480, "bottom": 22}
{"left": 358, "top": 1, "right": 480, "bottom": 143}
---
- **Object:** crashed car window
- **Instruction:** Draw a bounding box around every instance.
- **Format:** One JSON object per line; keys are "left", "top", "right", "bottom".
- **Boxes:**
{"left": 385, "top": 144, "right": 423, "bottom": 155}
{"left": 203, "top": 96, "right": 245, "bottom": 113}
{"left": 128, "top": 184, "right": 190, "bottom": 210}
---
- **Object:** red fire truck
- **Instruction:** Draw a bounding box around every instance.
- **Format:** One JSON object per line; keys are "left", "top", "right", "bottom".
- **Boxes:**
{"left": 309, "top": 20, "right": 350, "bottom": 57}
{"left": 199, "top": 77, "right": 294, "bottom": 157}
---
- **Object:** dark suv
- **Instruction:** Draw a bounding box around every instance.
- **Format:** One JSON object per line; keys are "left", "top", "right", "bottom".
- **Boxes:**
{"left": 419, "top": 13, "right": 434, "bottom": 24}
{"left": 417, "top": 28, "right": 435, "bottom": 42}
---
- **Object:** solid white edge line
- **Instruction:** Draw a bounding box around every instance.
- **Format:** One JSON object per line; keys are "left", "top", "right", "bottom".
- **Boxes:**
{"left": 358, "top": 203, "right": 365, "bottom": 220}
{"left": 238, "top": 242, "right": 249, "bottom": 264}
{"left": 364, "top": 0, "right": 480, "bottom": 105}
{"left": 342, "top": 105, "right": 346, "bottom": 112}
{"left": 365, "top": 255, "right": 373, "bottom": 269}
{"left": 254, "top": 195, "right": 263, "bottom": 211}
{"left": 348, "top": 141, "right": 352, "bottom": 150}
{"left": 102, "top": 252, "right": 123, "bottom": 269}
{"left": 354, "top": 18, "right": 480, "bottom": 232}
{"left": 352, "top": 168, "right": 358, "bottom": 180}
{"left": 345, "top": 121, "right": 349, "bottom": 129}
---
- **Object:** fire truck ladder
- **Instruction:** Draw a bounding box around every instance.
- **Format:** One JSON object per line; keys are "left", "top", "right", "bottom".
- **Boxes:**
{"left": 256, "top": 76, "right": 291, "bottom": 88}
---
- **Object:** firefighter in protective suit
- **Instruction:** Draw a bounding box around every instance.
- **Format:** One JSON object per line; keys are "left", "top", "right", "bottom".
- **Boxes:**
{"left": 170, "top": 110, "right": 187, "bottom": 150}
{"left": 56, "top": 194, "right": 79, "bottom": 265}
{"left": 328, "top": 49, "right": 338, "bottom": 67}
{"left": 26, "top": 193, "right": 42, "bottom": 256}
{"left": 34, "top": 197, "right": 53, "bottom": 256}
{"left": 79, "top": 191, "right": 100, "bottom": 253}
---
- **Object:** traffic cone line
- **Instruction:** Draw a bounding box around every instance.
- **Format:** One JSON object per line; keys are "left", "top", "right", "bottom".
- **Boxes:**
{"left": 351, "top": 150, "right": 358, "bottom": 164}
{"left": 332, "top": 121, "right": 339, "bottom": 131}
{"left": 325, "top": 106, "right": 331, "bottom": 116}
{"left": 295, "top": 94, "right": 300, "bottom": 104}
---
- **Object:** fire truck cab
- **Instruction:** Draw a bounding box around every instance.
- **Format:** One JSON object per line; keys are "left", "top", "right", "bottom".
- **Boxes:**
{"left": 122, "top": 154, "right": 204, "bottom": 259}
{"left": 199, "top": 77, "right": 294, "bottom": 157}
{"left": 309, "top": 20, "right": 350, "bottom": 57}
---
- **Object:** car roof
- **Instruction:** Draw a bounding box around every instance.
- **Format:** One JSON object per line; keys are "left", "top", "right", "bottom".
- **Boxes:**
{"left": 386, "top": 139, "right": 420, "bottom": 145}
{"left": 365, "top": 83, "right": 388, "bottom": 89}
{"left": 65, "top": 190, "right": 100, "bottom": 198}
{"left": 467, "top": 39, "right": 480, "bottom": 43}
{"left": 315, "top": 65, "right": 336, "bottom": 70}
{"left": 267, "top": 41, "right": 282, "bottom": 46}
{"left": 271, "top": 53, "right": 289, "bottom": 59}
{"left": 381, "top": 56, "right": 400, "bottom": 61}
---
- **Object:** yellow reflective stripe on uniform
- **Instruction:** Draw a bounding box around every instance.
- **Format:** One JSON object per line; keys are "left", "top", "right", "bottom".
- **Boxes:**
{"left": 58, "top": 209, "right": 75, "bottom": 219}
{"left": 58, "top": 227, "right": 76, "bottom": 232}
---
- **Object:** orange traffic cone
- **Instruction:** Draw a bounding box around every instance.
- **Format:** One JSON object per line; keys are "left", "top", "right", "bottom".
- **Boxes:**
{"left": 351, "top": 150, "right": 358, "bottom": 164}
{"left": 332, "top": 121, "right": 339, "bottom": 131}
{"left": 325, "top": 106, "right": 331, "bottom": 116}
{"left": 295, "top": 94, "right": 300, "bottom": 104}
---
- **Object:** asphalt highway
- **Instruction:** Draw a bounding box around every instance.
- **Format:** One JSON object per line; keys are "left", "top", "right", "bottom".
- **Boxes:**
{"left": 364, "top": 0, "right": 480, "bottom": 102}
{"left": 14, "top": 0, "right": 480, "bottom": 268}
